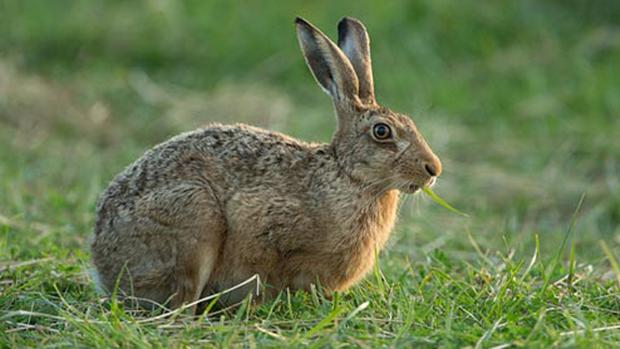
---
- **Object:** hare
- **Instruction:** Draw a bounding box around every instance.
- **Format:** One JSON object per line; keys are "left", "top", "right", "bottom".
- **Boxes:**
{"left": 91, "top": 17, "right": 442, "bottom": 311}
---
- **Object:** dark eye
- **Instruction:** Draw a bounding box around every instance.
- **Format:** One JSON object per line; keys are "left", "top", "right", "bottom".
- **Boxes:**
{"left": 372, "top": 123, "right": 392, "bottom": 140}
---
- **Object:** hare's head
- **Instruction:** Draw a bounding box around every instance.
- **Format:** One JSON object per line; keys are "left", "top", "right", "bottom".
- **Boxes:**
{"left": 296, "top": 17, "right": 442, "bottom": 193}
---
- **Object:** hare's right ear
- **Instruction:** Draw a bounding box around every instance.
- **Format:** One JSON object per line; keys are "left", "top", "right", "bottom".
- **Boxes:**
{"left": 295, "top": 17, "right": 360, "bottom": 104}
{"left": 337, "top": 17, "right": 375, "bottom": 105}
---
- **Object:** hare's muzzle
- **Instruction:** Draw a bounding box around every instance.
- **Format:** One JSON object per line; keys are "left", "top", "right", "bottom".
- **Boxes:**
{"left": 419, "top": 152, "right": 442, "bottom": 188}
{"left": 423, "top": 156, "right": 442, "bottom": 178}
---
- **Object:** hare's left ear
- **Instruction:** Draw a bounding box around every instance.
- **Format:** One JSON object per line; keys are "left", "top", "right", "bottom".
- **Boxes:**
{"left": 295, "top": 17, "right": 360, "bottom": 104}
{"left": 337, "top": 17, "right": 375, "bottom": 105}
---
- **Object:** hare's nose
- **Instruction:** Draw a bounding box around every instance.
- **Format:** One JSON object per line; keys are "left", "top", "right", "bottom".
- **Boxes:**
{"left": 423, "top": 156, "right": 442, "bottom": 177}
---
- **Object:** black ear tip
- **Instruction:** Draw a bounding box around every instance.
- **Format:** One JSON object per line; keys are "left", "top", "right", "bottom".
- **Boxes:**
{"left": 338, "top": 17, "right": 347, "bottom": 28}
{"left": 337, "top": 18, "right": 349, "bottom": 43}
{"left": 295, "top": 17, "right": 310, "bottom": 26}
{"left": 338, "top": 16, "right": 366, "bottom": 32}
{"left": 340, "top": 16, "right": 362, "bottom": 24}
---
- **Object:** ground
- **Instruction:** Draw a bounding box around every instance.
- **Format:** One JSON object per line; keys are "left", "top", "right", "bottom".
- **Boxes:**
{"left": 1, "top": 1, "right": 620, "bottom": 347}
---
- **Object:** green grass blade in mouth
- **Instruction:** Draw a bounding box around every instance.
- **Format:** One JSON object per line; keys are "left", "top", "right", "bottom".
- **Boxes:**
{"left": 422, "top": 187, "right": 469, "bottom": 217}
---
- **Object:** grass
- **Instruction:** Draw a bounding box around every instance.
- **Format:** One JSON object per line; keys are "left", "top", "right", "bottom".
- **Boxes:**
{"left": 1, "top": 0, "right": 620, "bottom": 347}
{"left": 422, "top": 187, "right": 469, "bottom": 217}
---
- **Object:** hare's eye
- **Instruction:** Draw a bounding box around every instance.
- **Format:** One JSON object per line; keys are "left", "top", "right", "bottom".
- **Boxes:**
{"left": 372, "top": 123, "right": 392, "bottom": 140}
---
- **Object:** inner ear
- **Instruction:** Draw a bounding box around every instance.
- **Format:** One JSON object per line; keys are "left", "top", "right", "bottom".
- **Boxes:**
{"left": 307, "top": 50, "right": 336, "bottom": 96}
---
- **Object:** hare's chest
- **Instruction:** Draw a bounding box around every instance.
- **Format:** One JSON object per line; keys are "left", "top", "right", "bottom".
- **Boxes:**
{"left": 220, "top": 189, "right": 399, "bottom": 293}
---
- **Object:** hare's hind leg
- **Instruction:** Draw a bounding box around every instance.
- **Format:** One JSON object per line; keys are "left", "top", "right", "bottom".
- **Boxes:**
{"left": 132, "top": 182, "right": 226, "bottom": 311}
{"left": 170, "top": 233, "right": 222, "bottom": 311}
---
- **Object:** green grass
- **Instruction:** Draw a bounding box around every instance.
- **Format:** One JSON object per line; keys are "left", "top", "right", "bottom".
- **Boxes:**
{"left": 1, "top": 0, "right": 620, "bottom": 347}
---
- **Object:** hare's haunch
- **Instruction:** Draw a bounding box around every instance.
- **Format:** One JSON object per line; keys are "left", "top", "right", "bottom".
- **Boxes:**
{"left": 91, "top": 17, "right": 442, "bottom": 311}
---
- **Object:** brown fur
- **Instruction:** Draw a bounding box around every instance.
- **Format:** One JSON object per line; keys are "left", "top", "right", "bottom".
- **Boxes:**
{"left": 91, "top": 17, "right": 442, "bottom": 310}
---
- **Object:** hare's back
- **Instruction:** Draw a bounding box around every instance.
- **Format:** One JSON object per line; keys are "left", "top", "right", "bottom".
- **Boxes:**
{"left": 95, "top": 124, "right": 316, "bottom": 221}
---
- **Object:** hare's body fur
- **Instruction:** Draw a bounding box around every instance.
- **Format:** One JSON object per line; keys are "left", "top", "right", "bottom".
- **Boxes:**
{"left": 92, "top": 124, "right": 398, "bottom": 307}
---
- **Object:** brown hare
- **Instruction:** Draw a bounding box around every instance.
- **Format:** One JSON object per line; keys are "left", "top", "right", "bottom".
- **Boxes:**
{"left": 91, "top": 17, "right": 442, "bottom": 311}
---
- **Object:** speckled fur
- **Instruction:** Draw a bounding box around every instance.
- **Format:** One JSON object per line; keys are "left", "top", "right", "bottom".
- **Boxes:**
{"left": 91, "top": 17, "right": 442, "bottom": 310}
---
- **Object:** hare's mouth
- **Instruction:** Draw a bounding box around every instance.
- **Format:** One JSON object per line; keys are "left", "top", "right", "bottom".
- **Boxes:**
{"left": 401, "top": 177, "right": 436, "bottom": 194}
{"left": 402, "top": 183, "right": 421, "bottom": 194}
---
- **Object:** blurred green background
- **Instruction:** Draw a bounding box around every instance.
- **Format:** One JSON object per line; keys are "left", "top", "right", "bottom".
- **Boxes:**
{"left": 1, "top": 0, "right": 619, "bottom": 263}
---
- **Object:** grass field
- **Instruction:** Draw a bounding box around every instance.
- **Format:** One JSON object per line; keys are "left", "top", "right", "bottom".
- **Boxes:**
{"left": 1, "top": 0, "right": 620, "bottom": 347}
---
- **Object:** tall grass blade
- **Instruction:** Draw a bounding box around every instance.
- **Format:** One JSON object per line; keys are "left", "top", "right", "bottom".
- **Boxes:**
{"left": 539, "top": 193, "right": 585, "bottom": 295}
{"left": 422, "top": 187, "right": 469, "bottom": 217}
{"left": 600, "top": 240, "right": 620, "bottom": 289}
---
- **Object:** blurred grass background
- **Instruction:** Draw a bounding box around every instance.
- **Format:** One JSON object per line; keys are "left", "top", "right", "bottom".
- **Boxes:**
{"left": 1, "top": 0, "right": 618, "bottom": 261}
{"left": 2, "top": 0, "right": 620, "bottom": 346}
